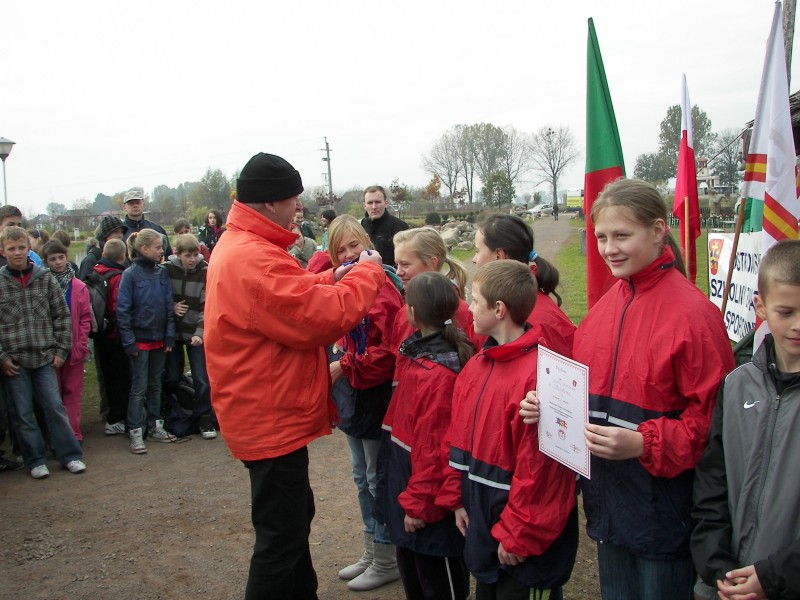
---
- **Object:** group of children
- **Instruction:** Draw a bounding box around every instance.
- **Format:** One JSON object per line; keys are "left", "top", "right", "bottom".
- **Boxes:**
{"left": 309, "top": 179, "right": 799, "bottom": 600}
{"left": 0, "top": 206, "right": 220, "bottom": 479}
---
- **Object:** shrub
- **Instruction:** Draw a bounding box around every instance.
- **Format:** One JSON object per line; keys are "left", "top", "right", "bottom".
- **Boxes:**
{"left": 425, "top": 212, "right": 441, "bottom": 226}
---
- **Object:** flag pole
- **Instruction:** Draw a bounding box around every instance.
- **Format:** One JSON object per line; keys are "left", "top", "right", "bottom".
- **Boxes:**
{"left": 720, "top": 199, "right": 746, "bottom": 316}
{"left": 684, "top": 198, "right": 690, "bottom": 262}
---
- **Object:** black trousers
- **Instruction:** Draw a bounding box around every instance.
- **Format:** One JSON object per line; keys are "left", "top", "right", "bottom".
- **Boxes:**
{"left": 475, "top": 570, "right": 563, "bottom": 600}
{"left": 243, "top": 446, "right": 318, "bottom": 600}
{"left": 94, "top": 337, "right": 131, "bottom": 425}
{"left": 396, "top": 545, "right": 469, "bottom": 600}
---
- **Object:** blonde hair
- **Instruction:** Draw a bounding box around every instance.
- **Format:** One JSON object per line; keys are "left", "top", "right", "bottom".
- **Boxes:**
{"left": 127, "top": 229, "right": 163, "bottom": 260}
{"left": 326, "top": 215, "right": 372, "bottom": 267}
{"left": 174, "top": 233, "right": 200, "bottom": 254}
{"left": 0, "top": 225, "right": 30, "bottom": 247}
{"left": 393, "top": 227, "right": 468, "bottom": 299}
{"left": 592, "top": 178, "right": 687, "bottom": 277}
{"left": 102, "top": 238, "right": 127, "bottom": 264}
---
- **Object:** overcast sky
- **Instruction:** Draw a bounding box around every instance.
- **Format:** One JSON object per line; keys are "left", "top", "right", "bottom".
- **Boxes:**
{"left": 2, "top": 0, "right": 797, "bottom": 217}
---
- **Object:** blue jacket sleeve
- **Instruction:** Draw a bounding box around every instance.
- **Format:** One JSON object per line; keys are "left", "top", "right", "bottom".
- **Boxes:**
{"left": 163, "top": 269, "right": 175, "bottom": 347}
{"left": 116, "top": 271, "right": 136, "bottom": 353}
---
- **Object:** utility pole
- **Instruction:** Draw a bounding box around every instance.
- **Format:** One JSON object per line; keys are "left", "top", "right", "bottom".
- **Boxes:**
{"left": 320, "top": 137, "right": 333, "bottom": 202}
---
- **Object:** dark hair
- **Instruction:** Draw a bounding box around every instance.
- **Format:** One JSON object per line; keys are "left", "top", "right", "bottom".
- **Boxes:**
{"left": 41, "top": 239, "right": 68, "bottom": 259}
{"left": 477, "top": 213, "right": 563, "bottom": 305}
{"left": 27, "top": 228, "right": 50, "bottom": 244}
{"left": 321, "top": 209, "right": 336, "bottom": 222}
{"left": 592, "top": 178, "right": 687, "bottom": 277}
{"left": 173, "top": 219, "right": 191, "bottom": 234}
{"left": 52, "top": 230, "right": 72, "bottom": 247}
{"left": 205, "top": 209, "right": 225, "bottom": 227}
{"left": 405, "top": 272, "right": 475, "bottom": 367}
{"left": 473, "top": 260, "right": 537, "bottom": 326}
{"left": 363, "top": 185, "right": 387, "bottom": 200}
{"left": 0, "top": 205, "right": 23, "bottom": 223}
{"left": 759, "top": 239, "right": 800, "bottom": 298}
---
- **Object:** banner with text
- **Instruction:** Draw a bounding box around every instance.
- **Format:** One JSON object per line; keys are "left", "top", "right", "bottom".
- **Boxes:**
{"left": 708, "top": 232, "right": 759, "bottom": 342}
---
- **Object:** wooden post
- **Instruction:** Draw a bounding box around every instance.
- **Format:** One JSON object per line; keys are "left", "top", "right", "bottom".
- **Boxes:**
{"left": 720, "top": 200, "right": 747, "bottom": 316}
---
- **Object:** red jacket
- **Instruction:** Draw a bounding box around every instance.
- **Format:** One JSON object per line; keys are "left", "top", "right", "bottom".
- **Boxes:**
{"left": 204, "top": 202, "right": 385, "bottom": 461}
{"left": 66, "top": 277, "right": 92, "bottom": 365}
{"left": 573, "top": 247, "right": 735, "bottom": 559}
{"left": 93, "top": 262, "right": 125, "bottom": 340}
{"left": 470, "top": 291, "right": 575, "bottom": 359}
{"left": 438, "top": 325, "right": 578, "bottom": 588}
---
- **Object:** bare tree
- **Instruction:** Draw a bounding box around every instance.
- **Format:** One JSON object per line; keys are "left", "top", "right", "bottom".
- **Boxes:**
{"left": 499, "top": 126, "right": 532, "bottom": 185}
{"left": 529, "top": 126, "right": 580, "bottom": 207}
{"left": 455, "top": 125, "right": 477, "bottom": 204}
{"left": 466, "top": 123, "right": 507, "bottom": 184}
{"left": 422, "top": 129, "right": 462, "bottom": 199}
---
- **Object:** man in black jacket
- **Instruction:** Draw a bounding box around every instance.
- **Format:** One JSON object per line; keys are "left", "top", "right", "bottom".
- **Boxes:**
{"left": 121, "top": 189, "right": 173, "bottom": 258}
{"left": 360, "top": 185, "right": 408, "bottom": 267}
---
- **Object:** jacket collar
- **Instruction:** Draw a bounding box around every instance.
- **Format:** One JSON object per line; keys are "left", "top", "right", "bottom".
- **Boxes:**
{"left": 481, "top": 324, "right": 543, "bottom": 362}
{"left": 399, "top": 330, "right": 463, "bottom": 373}
{"left": 622, "top": 245, "right": 678, "bottom": 292}
{"left": 227, "top": 201, "right": 297, "bottom": 248}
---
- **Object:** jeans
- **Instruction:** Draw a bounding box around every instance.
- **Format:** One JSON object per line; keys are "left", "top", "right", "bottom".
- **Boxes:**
{"left": 127, "top": 349, "right": 167, "bottom": 431}
{"left": 243, "top": 447, "right": 318, "bottom": 600}
{"left": 4, "top": 364, "right": 82, "bottom": 469}
{"left": 164, "top": 341, "right": 212, "bottom": 417}
{"left": 597, "top": 541, "right": 694, "bottom": 600}
{"left": 345, "top": 433, "right": 390, "bottom": 544}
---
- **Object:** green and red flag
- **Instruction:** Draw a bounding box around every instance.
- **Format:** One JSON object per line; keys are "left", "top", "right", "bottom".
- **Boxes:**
{"left": 585, "top": 17, "right": 625, "bottom": 308}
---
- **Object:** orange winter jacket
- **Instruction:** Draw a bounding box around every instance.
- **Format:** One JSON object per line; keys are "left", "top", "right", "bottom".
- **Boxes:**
{"left": 204, "top": 202, "right": 385, "bottom": 461}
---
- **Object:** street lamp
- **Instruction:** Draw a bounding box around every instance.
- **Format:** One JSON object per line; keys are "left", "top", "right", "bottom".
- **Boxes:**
{"left": 0, "top": 137, "right": 15, "bottom": 206}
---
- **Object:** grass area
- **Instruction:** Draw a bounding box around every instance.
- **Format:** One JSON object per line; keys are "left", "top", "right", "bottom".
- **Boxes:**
{"left": 450, "top": 248, "right": 475, "bottom": 263}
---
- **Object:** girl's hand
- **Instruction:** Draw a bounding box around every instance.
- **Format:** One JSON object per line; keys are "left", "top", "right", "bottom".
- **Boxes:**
{"left": 164, "top": 347, "right": 172, "bottom": 353}
{"left": 585, "top": 423, "right": 644, "bottom": 460}
{"left": 329, "top": 361, "right": 343, "bottom": 384}
{"left": 403, "top": 515, "right": 426, "bottom": 533}
{"left": 334, "top": 263, "right": 356, "bottom": 282}
{"left": 497, "top": 542, "right": 525, "bottom": 566}
{"left": 519, "top": 390, "right": 540, "bottom": 425}
{"left": 52, "top": 356, "right": 65, "bottom": 369}
{"left": 174, "top": 300, "right": 188, "bottom": 317}
{"left": 190, "top": 336, "right": 203, "bottom": 347}
{"left": 454, "top": 507, "right": 469, "bottom": 536}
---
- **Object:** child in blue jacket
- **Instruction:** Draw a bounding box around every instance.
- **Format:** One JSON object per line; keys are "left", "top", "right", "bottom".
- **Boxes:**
{"left": 117, "top": 229, "right": 177, "bottom": 454}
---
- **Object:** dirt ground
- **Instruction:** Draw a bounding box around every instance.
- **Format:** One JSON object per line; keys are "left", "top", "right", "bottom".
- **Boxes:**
{"left": 0, "top": 216, "right": 600, "bottom": 600}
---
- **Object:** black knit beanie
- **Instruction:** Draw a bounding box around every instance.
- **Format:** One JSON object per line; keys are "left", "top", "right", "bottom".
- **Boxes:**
{"left": 236, "top": 153, "right": 304, "bottom": 203}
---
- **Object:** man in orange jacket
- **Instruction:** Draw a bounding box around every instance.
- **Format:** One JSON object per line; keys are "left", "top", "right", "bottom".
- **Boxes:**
{"left": 205, "top": 152, "right": 386, "bottom": 600}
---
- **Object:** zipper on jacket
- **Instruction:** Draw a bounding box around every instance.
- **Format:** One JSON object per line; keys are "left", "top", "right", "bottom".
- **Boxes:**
{"left": 468, "top": 357, "right": 495, "bottom": 454}
{"left": 607, "top": 279, "right": 635, "bottom": 398}
{"left": 752, "top": 390, "right": 784, "bottom": 560}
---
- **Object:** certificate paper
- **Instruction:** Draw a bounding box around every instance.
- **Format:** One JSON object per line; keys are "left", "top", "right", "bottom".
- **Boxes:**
{"left": 536, "top": 346, "right": 590, "bottom": 479}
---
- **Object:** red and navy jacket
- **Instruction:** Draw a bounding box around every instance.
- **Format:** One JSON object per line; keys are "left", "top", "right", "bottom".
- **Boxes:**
{"left": 335, "top": 274, "right": 403, "bottom": 439}
{"left": 380, "top": 331, "right": 466, "bottom": 557}
{"left": 437, "top": 325, "right": 578, "bottom": 588}
{"left": 390, "top": 297, "right": 477, "bottom": 384}
{"left": 469, "top": 290, "right": 575, "bottom": 360}
{"left": 573, "top": 247, "right": 734, "bottom": 560}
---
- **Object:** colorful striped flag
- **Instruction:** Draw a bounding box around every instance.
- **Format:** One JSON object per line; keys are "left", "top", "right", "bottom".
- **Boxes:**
{"left": 672, "top": 75, "right": 700, "bottom": 283}
{"left": 585, "top": 17, "right": 625, "bottom": 308}
{"left": 741, "top": 1, "right": 800, "bottom": 347}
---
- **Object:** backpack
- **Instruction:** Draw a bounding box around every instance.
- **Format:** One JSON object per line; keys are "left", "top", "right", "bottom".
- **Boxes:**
{"left": 85, "top": 269, "right": 123, "bottom": 338}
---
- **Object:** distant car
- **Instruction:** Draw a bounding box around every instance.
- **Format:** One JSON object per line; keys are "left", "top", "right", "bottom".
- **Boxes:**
{"left": 527, "top": 203, "right": 554, "bottom": 218}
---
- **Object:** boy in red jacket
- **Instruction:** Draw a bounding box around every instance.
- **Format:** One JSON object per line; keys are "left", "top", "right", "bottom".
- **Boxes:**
{"left": 438, "top": 260, "right": 578, "bottom": 599}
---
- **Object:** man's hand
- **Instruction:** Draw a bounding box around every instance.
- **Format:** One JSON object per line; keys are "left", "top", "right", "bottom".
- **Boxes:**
{"left": 359, "top": 250, "right": 382, "bottom": 265}
{"left": 1, "top": 359, "right": 19, "bottom": 377}
{"left": 329, "top": 361, "right": 343, "bottom": 384}
{"left": 404, "top": 515, "right": 426, "bottom": 533}
{"left": 52, "top": 355, "right": 65, "bottom": 369}
{"left": 520, "top": 390, "right": 540, "bottom": 425}
{"left": 717, "top": 565, "right": 766, "bottom": 600}
{"left": 190, "top": 335, "right": 203, "bottom": 347}
{"left": 455, "top": 507, "right": 469, "bottom": 537}
{"left": 497, "top": 542, "right": 525, "bottom": 566}
{"left": 585, "top": 423, "right": 644, "bottom": 460}
{"left": 174, "top": 300, "right": 188, "bottom": 317}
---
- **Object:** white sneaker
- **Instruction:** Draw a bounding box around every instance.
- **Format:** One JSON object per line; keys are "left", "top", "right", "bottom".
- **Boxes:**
{"left": 148, "top": 420, "right": 177, "bottom": 443}
{"left": 30, "top": 465, "right": 50, "bottom": 479}
{"left": 65, "top": 460, "right": 86, "bottom": 474}
{"left": 129, "top": 428, "right": 148, "bottom": 454}
{"left": 104, "top": 421, "right": 126, "bottom": 436}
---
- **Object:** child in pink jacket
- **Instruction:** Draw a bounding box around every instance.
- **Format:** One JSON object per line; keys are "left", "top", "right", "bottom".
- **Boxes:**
{"left": 42, "top": 241, "right": 92, "bottom": 441}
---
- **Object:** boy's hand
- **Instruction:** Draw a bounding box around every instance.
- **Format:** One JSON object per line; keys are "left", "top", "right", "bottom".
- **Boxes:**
{"left": 52, "top": 356, "right": 65, "bottom": 369}
{"left": 1, "top": 359, "right": 19, "bottom": 377}
{"left": 174, "top": 300, "right": 188, "bottom": 317}
{"left": 329, "top": 361, "right": 343, "bottom": 384}
{"left": 520, "top": 390, "right": 540, "bottom": 425}
{"left": 190, "top": 335, "right": 203, "bottom": 347}
{"left": 585, "top": 423, "right": 644, "bottom": 460}
{"left": 497, "top": 542, "right": 525, "bottom": 566}
{"left": 403, "top": 515, "right": 426, "bottom": 533}
{"left": 454, "top": 507, "right": 469, "bottom": 536}
{"left": 717, "top": 565, "right": 766, "bottom": 600}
